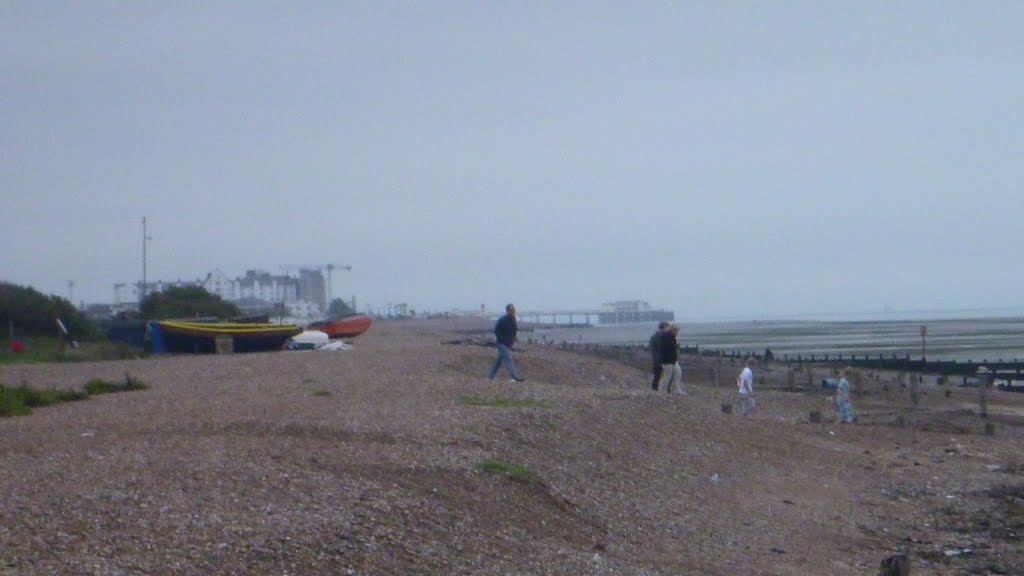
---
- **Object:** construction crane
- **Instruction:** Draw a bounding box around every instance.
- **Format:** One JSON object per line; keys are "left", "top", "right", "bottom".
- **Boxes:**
{"left": 279, "top": 263, "right": 352, "bottom": 305}
{"left": 324, "top": 263, "right": 352, "bottom": 305}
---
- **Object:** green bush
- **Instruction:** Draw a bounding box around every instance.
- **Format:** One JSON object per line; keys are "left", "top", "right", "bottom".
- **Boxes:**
{"left": 0, "top": 282, "right": 102, "bottom": 341}
{"left": 140, "top": 286, "right": 241, "bottom": 319}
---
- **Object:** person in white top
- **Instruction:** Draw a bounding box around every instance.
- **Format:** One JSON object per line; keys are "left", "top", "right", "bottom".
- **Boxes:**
{"left": 737, "top": 357, "right": 756, "bottom": 415}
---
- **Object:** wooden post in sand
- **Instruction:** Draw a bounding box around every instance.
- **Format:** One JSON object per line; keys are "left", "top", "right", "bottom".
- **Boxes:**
{"left": 977, "top": 368, "right": 992, "bottom": 419}
{"left": 808, "top": 369, "right": 822, "bottom": 423}
{"left": 879, "top": 553, "right": 910, "bottom": 576}
{"left": 786, "top": 367, "right": 795, "bottom": 392}
{"left": 853, "top": 369, "right": 864, "bottom": 397}
{"left": 900, "top": 372, "right": 919, "bottom": 430}
{"left": 719, "top": 358, "right": 734, "bottom": 413}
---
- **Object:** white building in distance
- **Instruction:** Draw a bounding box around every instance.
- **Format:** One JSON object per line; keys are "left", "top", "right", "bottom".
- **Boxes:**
{"left": 113, "top": 268, "right": 328, "bottom": 319}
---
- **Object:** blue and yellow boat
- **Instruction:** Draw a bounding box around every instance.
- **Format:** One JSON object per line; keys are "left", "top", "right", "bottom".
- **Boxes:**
{"left": 149, "top": 320, "right": 302, "bottom": 354}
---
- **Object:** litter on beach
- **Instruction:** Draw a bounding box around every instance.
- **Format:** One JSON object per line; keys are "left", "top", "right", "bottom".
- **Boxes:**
{"left": 318, "top": 340, "right": 353, "bottom": 351}
{"left": 286, "top": 330, "right": 330, "bottom": 350}
{"left": 284, "top": 331, "right": 354, "bottom": 351}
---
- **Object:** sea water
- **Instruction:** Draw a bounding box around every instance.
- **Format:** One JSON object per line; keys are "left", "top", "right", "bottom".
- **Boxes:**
{"left": 527, "top": 317, "right": 1024, "bottom": 363}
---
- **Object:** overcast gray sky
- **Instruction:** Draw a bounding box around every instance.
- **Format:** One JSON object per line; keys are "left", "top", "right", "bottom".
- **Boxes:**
{"left": 2, "top": 2, "right": 1022, "bottom": 320}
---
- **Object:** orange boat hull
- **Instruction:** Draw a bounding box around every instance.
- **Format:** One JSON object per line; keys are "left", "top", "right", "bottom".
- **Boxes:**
{"left": 308, "top": 314, "right": 373, "bottom": 339}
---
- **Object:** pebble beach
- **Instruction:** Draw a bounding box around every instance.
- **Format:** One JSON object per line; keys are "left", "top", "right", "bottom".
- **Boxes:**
{"left": 2, "top": 319, "right": 1022, "bottom": 575}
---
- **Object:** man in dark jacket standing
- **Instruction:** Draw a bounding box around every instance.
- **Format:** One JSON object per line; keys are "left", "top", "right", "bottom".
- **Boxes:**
{"left": 487, "top": 303, "right": 525, "bottom": 382}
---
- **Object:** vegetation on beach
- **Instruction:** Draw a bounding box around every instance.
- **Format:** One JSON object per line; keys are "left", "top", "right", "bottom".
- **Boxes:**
{"left": 0, "top": 337, "right": 144, "bottom": 365}
{"left": 0, "top": 282, "right": 101, "bottom": 341}
{"left": 0, "top": 385, "right": 88, "bottom": 416}
{"left": 0, "top": 374, "right": 148, "bottom": 417}
{"left": 459, "top": 395, "right": 545, "bottom": 409}
{"left": 476, "top": 458, "right": 534, "bottom": 482}
{"left": 84, "top": 374, "right": 148, "bottom": 395}
{"left": 1, "top": 282, "right": 147, "bottom": 365}
{"left": 139, "top": 286, "right": 241, "bottom": 320}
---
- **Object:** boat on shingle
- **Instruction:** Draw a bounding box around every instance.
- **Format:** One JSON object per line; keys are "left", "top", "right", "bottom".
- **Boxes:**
{"left": 307, "top": 314, "right": 373, "bottom": 339}
{"left": 149, "top": 320, "right": 302, "bottom": 354}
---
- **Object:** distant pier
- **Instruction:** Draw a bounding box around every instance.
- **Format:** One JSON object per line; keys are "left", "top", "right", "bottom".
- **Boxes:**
{"left": 517, "top": 308, "right": 674, "bottom": 326}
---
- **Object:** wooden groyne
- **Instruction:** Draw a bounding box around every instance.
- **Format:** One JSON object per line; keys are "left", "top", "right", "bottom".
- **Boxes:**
{"left": 522, "top": 333, "right": 1024, "bottom": 386}
{"left": 701, "top": 347, "right": 1024, "bottom": 381}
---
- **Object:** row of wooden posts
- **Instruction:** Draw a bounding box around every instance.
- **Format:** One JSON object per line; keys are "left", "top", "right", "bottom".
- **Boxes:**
{"left": 706, "top": 347, "right": 1024, "bottom": 379}
{"left": 705, "top": 356, "right": 995, "bottom": 428}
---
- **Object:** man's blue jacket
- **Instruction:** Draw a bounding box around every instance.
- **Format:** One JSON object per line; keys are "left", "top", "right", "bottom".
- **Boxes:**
{"left": 494, "top": 315, "right": 517, "bottom": 347}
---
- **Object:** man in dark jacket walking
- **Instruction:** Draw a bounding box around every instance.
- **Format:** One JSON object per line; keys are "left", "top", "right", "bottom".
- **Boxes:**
{"left": 487, "top": 304, "right": 525, "bottom": 382}
{"left": 649, "top": 321, "right": 669, "bottom": 390}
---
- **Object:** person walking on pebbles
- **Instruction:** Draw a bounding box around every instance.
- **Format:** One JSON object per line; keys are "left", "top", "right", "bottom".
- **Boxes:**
{"left": 835, "top": 367, "right": 856, "bottom": 423}
{"left": 737, "top": 357, "right": 756, "bottom": 415}
{"left": 649, "top": 321, "right": 669, "bottom": 390}
{"left": 487, "top": 303, "right": 525, "bottom": 382}
{"left": 656, "top": 324, "right": 684, "bottom": 394}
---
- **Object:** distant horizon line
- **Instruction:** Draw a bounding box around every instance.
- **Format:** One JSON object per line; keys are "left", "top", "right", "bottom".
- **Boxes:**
{"left": 9, "top": 278, "right": 1024, "bottom": 324}
{"left": 437, "top": 304, "right": 1024, "bottom": 325}
{"left": 673, "top": 305, "right": 1024, "bottom": 324}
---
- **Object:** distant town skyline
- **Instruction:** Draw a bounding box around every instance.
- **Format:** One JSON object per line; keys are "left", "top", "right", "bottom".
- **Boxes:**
{"left": 3, "top": 3, "right": 1022, "bottom": 321}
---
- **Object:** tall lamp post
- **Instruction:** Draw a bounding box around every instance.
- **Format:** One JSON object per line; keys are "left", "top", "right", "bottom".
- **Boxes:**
{"left": 141, "top": 217, "right": 152, "bottom": 305}
{"left": 326, "top": 263, "right": 334, "bottom": 306}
